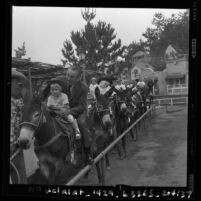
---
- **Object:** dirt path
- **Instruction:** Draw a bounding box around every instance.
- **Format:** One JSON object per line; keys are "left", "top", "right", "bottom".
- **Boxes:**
{"left": 76, "top": 105, "right": 187, "bottom": 186}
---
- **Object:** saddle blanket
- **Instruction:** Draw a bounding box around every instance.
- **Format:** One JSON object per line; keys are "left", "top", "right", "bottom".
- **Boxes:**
{"left": 53, "top": 116, "right": 74, "bottom": 138}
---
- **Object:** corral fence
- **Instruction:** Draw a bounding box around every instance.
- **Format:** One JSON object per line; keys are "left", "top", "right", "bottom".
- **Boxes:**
{"left": 66, "top": 105, "right": 156, "bottom": 186}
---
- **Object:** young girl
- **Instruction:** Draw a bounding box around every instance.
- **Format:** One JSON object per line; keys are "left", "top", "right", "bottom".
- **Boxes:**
{"left": 89, "top": 77, "right": 98, "bottom": 99}
{"left": 47, "top": 81, "right": 81, "bottom": 140}
{"left": 47, "top": 81, "right": 81, "bottom": 164}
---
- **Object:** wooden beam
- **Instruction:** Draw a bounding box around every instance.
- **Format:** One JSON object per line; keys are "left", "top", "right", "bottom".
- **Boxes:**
{"left": 28, "top": 66, "right": 33, "bottom": 99}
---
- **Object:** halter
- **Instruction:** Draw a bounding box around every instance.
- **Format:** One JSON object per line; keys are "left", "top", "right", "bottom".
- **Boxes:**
{"left": 19, "top": 104, "right": 44, "bottom": 134}
{"left": 18, "top": 104, "right": 64, "bottom": 150}
{"left": 114, "top": 93, "right": 127, "bottom": 112}
{"left": 95, "top": 102, "right": 111, "bottom": 131}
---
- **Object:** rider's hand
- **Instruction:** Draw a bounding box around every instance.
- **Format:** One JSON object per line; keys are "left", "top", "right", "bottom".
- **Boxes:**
{"left": 67, "top": 114, "right": 74, "bottom": 123}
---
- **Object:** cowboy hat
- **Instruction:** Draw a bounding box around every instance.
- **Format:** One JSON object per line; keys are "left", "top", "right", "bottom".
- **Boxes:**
{"left": 97, "top": 77, "right": 111, "bottom": 85}
{"left": 12, "top": 68, "right": 27, "bottom": 84}
{"left": 97, "top": 75, "right": 117, "bottom": 85}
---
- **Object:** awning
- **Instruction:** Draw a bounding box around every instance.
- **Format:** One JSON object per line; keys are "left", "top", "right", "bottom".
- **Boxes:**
{"left": 165, "top": 74, "right": 185, "bottom": 80}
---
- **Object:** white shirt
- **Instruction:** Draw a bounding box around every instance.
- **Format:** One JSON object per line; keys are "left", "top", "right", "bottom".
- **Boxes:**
{"left": 47, "top": 93, "right": 69, "bottom": 108}
{"left": 96, "top": 85, "right": 111, "bottom": 95}
{"left": 137, "top": 81, "right": 146, "bottom": 88}
{"left": 115, "top": 84, "right": 126, "bottom": 90}
{"left": 89, "top": 84, "right": 98, "bottom": 98}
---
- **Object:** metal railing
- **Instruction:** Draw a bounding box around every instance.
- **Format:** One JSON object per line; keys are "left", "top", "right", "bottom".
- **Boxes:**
{"left": 66, "top": 105, "right": 155, "bottom": 186}
{"left": 153, "top": 97, "right": 188, "bottom": 106}
{"left": 167, "top": 85, "right": 188, "bottom": 95}
{"left": 167, "top": 84, "right": 187, "bottom": 89}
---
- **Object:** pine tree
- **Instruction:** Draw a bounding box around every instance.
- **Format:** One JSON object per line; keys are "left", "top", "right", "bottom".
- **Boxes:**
{"left": 61, "top": 8, "right": 126, "bottom": 76}
{"left": 14, "top": 42, "right": 26, "bottom": 59}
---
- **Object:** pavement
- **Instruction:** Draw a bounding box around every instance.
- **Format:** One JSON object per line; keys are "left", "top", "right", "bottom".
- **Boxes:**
{"left": 76, "top": 105, "right": 188, "bottom": 186}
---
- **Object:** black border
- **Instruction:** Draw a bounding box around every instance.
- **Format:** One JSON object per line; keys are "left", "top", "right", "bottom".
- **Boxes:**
{"left": 2, "top": 0, "right": 199, "bottom": 200}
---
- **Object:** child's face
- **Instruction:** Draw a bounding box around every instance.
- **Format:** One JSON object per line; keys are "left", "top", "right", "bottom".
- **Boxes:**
{"left": 50, "top": 84, "right": 61, "bottom": 97}
{"left": 99, "top": 80, "right": 107, "bottom": 89}
{"left": 91, "top": 80, "right": 97, "bottom": 85}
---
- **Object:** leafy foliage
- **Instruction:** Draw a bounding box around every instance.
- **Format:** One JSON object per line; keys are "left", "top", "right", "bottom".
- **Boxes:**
{"left": 123, "top": 11, "right": 189, "bottom": 72}
{"left": 142, "top": 10, "right": 189, "bottom": 57}
{"left": 123, "top": 40, "right": 147, "bottom": 69}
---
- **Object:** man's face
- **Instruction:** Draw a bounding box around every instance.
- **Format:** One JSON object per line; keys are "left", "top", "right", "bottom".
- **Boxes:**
{"left": 40, "top": 82, "right": 48, "bottom": 91}
{"left": 11, "top": 78, "right": 25, "bottom": 98}
{"left": 66, "top": 69, "right": 80, "bottom": 85}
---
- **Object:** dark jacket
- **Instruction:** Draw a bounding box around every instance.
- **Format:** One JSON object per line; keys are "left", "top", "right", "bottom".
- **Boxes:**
{"left": 67, "top": 80, "right": 88, "bottom": 118}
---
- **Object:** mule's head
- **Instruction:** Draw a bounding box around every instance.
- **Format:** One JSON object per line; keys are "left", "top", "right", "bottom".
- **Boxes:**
{"left": 18, "top": 98, "right": 46, "bottom": 149}
{"left": 95, "top": 95, "right": 113, "bottom": 131}
{"left": 115, "top": 90, "right": 129, "bottom": 116}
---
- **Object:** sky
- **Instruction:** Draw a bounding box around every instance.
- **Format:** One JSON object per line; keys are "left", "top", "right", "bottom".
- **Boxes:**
{"left": 12, "top": 7, "right": 186, "bottom": 65}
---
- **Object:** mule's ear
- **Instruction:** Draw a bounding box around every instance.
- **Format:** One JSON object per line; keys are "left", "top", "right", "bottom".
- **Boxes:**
{"left": 95, "top": 86, "right": 100, "bottom": 100}
{"left": 41, "top": 84, "right": 50, "bottom": 102}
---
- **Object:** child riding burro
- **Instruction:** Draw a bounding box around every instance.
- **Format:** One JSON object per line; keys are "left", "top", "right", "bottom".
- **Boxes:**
{"left": 47, "top": 79, "right": 81, "bottom": 164}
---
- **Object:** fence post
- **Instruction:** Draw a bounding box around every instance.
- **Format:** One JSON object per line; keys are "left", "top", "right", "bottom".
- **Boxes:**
{"left": 100, "top": 157, "right": 105, "bottom": 186}
{"left": 170, "top": 98, "right": 173, "bottom": 106}
{"left": 135, "top": 124, "right": 138, "bottom": 140}
{"left": 28, "top": 65, "right": 33, "bottom": 99}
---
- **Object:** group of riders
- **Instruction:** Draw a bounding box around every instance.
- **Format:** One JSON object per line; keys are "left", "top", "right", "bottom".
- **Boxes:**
{"left": 10, "top": 65, "right": 154, "bottom": 184}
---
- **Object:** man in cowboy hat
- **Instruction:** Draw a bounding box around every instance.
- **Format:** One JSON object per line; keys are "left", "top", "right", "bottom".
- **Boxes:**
{"left": 11, "top": 68, "right": 28, "bottom": 100}
{"left": 10, "top": 68, "right": 28, "bottom": 184}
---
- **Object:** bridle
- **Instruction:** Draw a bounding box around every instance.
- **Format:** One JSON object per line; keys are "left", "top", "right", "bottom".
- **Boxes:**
{"left": 114, "top": 93, "right": 127, "bottom": 112}
{"left": 95, "top": 102, "right": 112, "bottom": 131}
{"left": 19, "top": 104, "right": 45, "bottom": 134}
